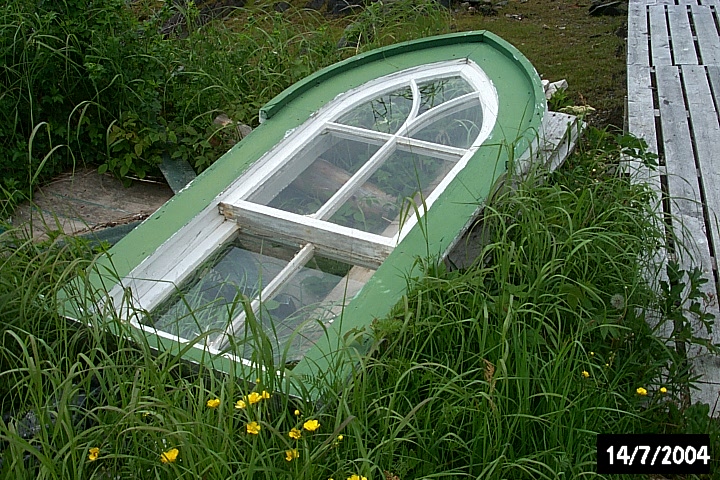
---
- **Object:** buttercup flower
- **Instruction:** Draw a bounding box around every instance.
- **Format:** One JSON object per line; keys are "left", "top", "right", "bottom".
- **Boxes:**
{"left": 261, "top": 390, "right": 271, "bottom": 399}
{"left": 347, "top": 475, "right": 367, "bottom": 480}
{"left": 248, "top": 392, "right": 262, "bottom": 404}
{"left": 246, "top": 421, "right": 261, "bottom": 435}
{"left": 660, "top": 387, "right": 668, "bottom": 394}
{"left": 88, "top": 447, "right": 100, "bottom": 462}
{"left": 337, "top": 434, "right": 344, "bottom": 441}
{"left": 235, "top": 399, "right": 247, "bottom": 409}
{"left": 160, "top": 447, "right": 179, "bottom": 464}
{"left": 285, "top": 448, "right": 299, "bottom": 461}
{"left": 303, "top": 419, "right": 320, "bottom": 432}
{"left": 636, "top": 387, "right": 648, "bottom": 396}
{"left": 289, "top": 428, "right": 302, "bottom": 440}
{"left": 206, "top": 398, "right": 221, "bottom": 409}
{"left": 294, "top": 409, "right": 301, "bottom": 416}
{"left": 590, "top": 351, "right": 595, "bottom": 356}
{"left": 581, "top": 370, "right": 590, "bottom": 378}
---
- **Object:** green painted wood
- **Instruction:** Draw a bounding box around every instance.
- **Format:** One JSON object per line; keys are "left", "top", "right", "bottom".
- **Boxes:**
{"left": 65, "top": 31, "right": 546, "bottom": 399}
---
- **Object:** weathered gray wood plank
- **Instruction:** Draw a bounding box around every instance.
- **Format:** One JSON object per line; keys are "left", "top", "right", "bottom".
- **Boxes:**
{"left": 682, "top": 65, "right": 720, "bottom": 280}
{"left": 669, "top": 6, "right": 699, "bottom": 65}
{"left": 656, "top": 65, "right": 720, "bottom": 405}
{"left": 691, "top": 6, "right": 720, "bottom": 64}
{"left": 628, "top": 3, "right": 651, "bottom": 66}
{"left": 692, "top": 6, "right": 719, "bottom": 63}
{"left": 627, "top": 65, "right": 659, "bottom": 156}
{"left": 650, "top": 5, "right": 673, "bottom": 66}
{"left": 626, "top": 55, "right": 672, "bottom": 340}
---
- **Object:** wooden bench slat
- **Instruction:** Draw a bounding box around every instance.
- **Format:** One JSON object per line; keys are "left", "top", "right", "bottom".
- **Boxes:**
{"left": 628, "top": 3, "right": 651, "bottom": 66}
{"left": 650, "top": 5, "right": 673, "bottom": 66}
{"left": 669, "top": 6, "right": 699, "bottom": 65}
{"left": 691, "top": 5, "right": 720, "bottom": 65}
{"left": 656, "top": 65, "right": 720, "bottom": 402}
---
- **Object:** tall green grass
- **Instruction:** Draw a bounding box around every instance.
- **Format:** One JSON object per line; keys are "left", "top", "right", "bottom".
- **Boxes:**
{"left": 0, "top": 128, "right": 717, "bottom": 479}
{"left": 0, "top": 0, "right": 452, "bottom": 215}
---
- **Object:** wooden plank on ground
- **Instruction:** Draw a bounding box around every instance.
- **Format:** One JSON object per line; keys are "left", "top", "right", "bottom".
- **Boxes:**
{"left": 626, "top": 55, "right": 672, "bottom": 340}
{"left": 656, "top": 65, "right": 720, "bottom": 406}
{"left": 668, "top": 5, "right": 699, "bottom": 65}
{"left": 682, "top": 65, "right": 720, "bottom": 278}
{"left": 691, "top": 5, "right": 720, "bottom": 65}
{"left": 650, "top": 5, "right": 673, "bottom": 66}
{"left": 628, "top": 2, "right": 651, "bottom": 66}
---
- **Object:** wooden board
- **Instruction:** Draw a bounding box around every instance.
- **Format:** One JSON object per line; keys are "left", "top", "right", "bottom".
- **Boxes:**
{"left": 691, "top": 5, "right": 720, "bottom": 65}
{"left": 628, "top": 0, "right": 720, "bottom": 411}
{"left": 650, "top": 5, "right": 673, "bottom": 66}
{"left": 668, "top": 5, "right": 698, "bottom": 65}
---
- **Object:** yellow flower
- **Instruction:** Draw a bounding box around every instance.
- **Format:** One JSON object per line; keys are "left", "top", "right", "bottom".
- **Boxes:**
{"left": 581, "top": 370, "right": 590, "bottom": 378}
{"left": 246, "top": 421, "right": 261, "bottom": 435}
{"left": 636, "top": 387, "right": 648, "bottom": 396}
{"left": 303, "top": 419, "right": 320, "bottom": 432}
{"left": 235, "top": 399, "right": 246, "bottom": 409}
{"left": 660, "top": 386, "right": 668, "bottom": 394}
{"left": 294, "top": 409, "right": 301, "bottom": 416}
{"left": 248, "top": 392, "right": 262, "bottom": 404}
{"left": 347, "top": 475, "right": 367, "bottom": 480}
{"left": 261, "top": 390, "right": 271, "bottom": 399}
{"left": 88, "top": 447, "right": 100, "bottom": 462}
{"left": 285, "top": 448, "right": 299, "bottom": 461}
{"left": 337, "top": 434, "right": 344, "bottom": 441}
{"left": 160, "top": 447, "right": 179, "bottom": 464}
{"left": 590, "top": 351, "right": 595, "bottom": 356}
{"left": 289, "top": 428, "right": 302, "bottom": 440}
{"left": 206, "top": 398, "right": 221, "bottom": 409}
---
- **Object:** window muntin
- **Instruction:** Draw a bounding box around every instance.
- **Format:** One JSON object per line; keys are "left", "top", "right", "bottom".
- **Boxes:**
{"left": 108, "top": 60, "right": 499, "bottom": 363}
{"left": 150, "top": 234, "right": 296, "bottom": 340}
{"left": 327, "top": 147, "right": 459, "bottom": 235}
{"left": 144, "top": 232, "right": 375, "bottom": 359}
{"left": 239, "top": 63, "right": 496, "bottom": 237}
{"left": 256, "top": 133, "right": 383, "bottom": 215}
{"left": 336, "top": 85, "right": 414, "bottom": 133}
{"left": 233, "top": 258, "right": 369, "bottom": 362}
{"left": 409, "top": 96, "right": 483, "bottom": 148}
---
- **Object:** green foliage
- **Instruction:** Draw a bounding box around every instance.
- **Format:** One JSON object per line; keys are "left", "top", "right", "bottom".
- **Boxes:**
{"left": 1, "top": 131, "right": 719, "bottom": 479}
{"left": 0, "top": 0, "right": 347, "bottom": 211}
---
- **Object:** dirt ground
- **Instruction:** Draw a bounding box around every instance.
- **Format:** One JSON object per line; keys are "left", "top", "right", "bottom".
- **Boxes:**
{"left": 452, "top": 0, "right": 627, "bottom": 129}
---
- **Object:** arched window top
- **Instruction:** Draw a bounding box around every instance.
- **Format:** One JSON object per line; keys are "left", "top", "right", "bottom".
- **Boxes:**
{"left": 75, "top": 32, "right": 548, "bottom": 390}
{"left": 233, "top": 60, "right": 499, "bottom": 239}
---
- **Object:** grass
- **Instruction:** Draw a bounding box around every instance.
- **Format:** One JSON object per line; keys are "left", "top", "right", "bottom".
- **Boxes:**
{"left": 0, "top": 128, "right": 718, "bottom": 478}
{"left": 0, "top": 0, "right": 718, "bottom": 478}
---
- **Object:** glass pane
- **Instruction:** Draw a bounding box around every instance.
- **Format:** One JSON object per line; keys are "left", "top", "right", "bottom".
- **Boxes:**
{"left": 336, "top": 85, "right": 413, "bottom": 134}
{"left": 417, "top": 76, "right": 475, "bottom": 115}
{"left": 150, "top": 235, "right": 296, "bottom": 340}
{"left": 252, "top": 132, "right": 381, "bottom": 215}
{"left": 234, "top": 258, "right": 372, "bottom": 363}
{"left": 328, "top": 147, "right": 457, "bottom": 236}
{"left": 410, "top": 97, "right": 483, "bottom": 149}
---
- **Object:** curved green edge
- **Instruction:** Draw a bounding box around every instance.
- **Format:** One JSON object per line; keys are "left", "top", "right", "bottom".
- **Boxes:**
{"left": 260, "top": 30, "right": 543, "bottom": 122}
{"left": 65, "top": 31, "right": 546, "bottom": 399}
